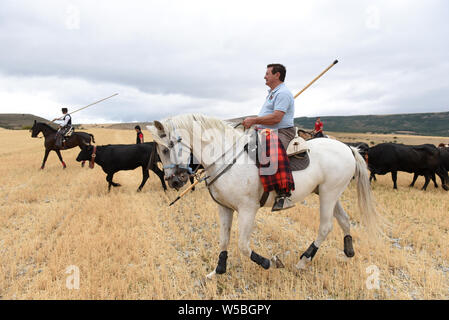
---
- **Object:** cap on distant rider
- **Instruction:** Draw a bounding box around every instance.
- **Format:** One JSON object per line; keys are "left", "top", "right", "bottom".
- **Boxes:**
{"left": 62, "top": 107, "right": 68, "bottom": 113}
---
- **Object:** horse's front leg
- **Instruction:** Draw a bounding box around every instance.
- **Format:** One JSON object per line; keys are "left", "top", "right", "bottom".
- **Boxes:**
{"left": 40, "top": 149, "right": 50, "bottom": 169}
{"left": 55, "top": 150, "right": 66, "bottom": 169}
{"left": 206, "top": 205, "right": 234, "bottom": 279}
{"left": 238, "top": 207, "right": 282, "bottom": 271}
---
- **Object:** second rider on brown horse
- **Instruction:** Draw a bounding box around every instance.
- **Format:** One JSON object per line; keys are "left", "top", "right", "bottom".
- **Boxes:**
{"left": 53, "top": 107, "right": 73, "bottom": 149}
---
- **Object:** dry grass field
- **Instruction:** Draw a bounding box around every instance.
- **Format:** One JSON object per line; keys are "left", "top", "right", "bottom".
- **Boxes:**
{"left": 1, "top": 126, "right": 448, "bottom": 300}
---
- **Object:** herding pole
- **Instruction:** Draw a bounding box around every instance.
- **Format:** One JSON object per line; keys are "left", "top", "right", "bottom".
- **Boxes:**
{"left": 169, "top": 174, "right": 209, "bottom": 206}
{"left": 293, "top": 60, "right": 338, "bottom": 99}
{"left": 51, "top": 93, "right": 119, "bottom": 123}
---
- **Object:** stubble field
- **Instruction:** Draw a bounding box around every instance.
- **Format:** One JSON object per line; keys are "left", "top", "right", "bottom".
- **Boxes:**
{"left": 0, "top": 127, "right": 448, "bottom": 299}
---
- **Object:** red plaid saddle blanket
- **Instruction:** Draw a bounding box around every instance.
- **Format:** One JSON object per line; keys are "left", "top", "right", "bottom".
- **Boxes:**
{"left": 257, "top": 129, "right": 295, "bottom": 193}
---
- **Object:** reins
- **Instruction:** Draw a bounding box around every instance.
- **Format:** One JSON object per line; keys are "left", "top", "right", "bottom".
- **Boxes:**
{"left": 167, "top": 121, "right": 249, "bottom": 206}
{"left": 194, "top": 121, "right": 248, "bottom": 186}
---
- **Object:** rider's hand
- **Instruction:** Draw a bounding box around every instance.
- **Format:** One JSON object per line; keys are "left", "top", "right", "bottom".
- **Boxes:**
{"left": 242, "top": 117, "right": 257, "bottom": 129}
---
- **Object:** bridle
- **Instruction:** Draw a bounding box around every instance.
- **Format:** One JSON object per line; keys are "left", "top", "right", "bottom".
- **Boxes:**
{"left": 162, "top": 121, "right": 194, "bottom": 179}
{"left": 162, "top": 121, "right": 248, "bottom": 186}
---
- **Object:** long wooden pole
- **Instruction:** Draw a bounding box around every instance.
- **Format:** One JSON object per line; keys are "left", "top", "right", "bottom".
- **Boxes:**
{"left": 169, "top": 174, "right": 209, "bottom": 206}
{"left": 294, "top": 60, "right": 338, "bottom": 99}
{"left": 51, "top": 93, "right": 119, "bottom": 123}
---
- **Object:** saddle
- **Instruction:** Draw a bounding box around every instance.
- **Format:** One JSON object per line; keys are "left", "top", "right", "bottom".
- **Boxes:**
{"left": 286, "top": 129, "right": 310, "bottom": 171}
{"left": 56, "top": 126, "right": 74, "bottom": 148}
{"left": 248, "top": 128, "right": 310, "bottom": 208}
{"left": 63, "top": 126, "right": 74, "bottom": 138}
{"left": 246, "top": 128, "right": 310, "bottom": 172}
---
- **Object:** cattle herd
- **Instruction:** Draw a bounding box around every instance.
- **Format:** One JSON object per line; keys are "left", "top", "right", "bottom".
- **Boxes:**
{"left": 345, "top": 141, "right": 449, "bottom": 191}
{"left": 72, "top": 135, "right": 449, "bottom": 195}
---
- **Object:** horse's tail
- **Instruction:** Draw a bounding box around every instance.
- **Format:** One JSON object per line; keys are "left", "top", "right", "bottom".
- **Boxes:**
{"left": 350, "top": 146, "right": 383, "bottom": 237}
{"left": 89, "top": 134, "right": 95, "bottom": 144}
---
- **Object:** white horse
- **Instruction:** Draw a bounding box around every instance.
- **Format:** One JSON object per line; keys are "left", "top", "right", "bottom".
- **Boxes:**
{"left": 147, "top": 114, "right": 380, "bottom": 278}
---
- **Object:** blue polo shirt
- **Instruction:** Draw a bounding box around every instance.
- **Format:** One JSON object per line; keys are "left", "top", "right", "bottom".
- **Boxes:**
{"left": 258, "top": 83, "right": 295, "bottom": 129}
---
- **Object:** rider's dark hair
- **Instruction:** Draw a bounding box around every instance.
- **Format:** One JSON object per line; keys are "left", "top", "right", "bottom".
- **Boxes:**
{"left": 267, "top": 63, "right": 286, "bottom": 82}
{"left": 61, "top": 108, "right": 68, "bottom": 113}
{"left": 135, "top": 125, "right": 141, "bottom": 130}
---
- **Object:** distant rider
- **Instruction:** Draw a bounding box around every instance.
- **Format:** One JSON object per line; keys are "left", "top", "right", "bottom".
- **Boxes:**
{"left": 53, "top": 107, "right": 72, "bottom": 148}
{"left": 313, "top": 117, "right": 324, "bottom": 138}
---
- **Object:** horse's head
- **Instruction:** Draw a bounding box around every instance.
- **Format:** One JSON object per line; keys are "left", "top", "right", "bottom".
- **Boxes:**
{"left": 30, "top": 120, "right": 40, "bottom": 138}
{"left": 297, "top": 129, "right": 313, "bottom": 140}
{"left": 147, "top": 120, "right": 192, "bottom": 191}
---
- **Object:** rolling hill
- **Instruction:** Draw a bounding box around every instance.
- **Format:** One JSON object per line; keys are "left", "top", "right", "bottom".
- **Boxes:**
{"left": 0, "top": 113, "right": 50, "bottom": 130}
{"left": 2, "top": 111, "right": 448, "bottom": 136}
{"left": 294, "top": 111, "right": 449, "bottom": 137}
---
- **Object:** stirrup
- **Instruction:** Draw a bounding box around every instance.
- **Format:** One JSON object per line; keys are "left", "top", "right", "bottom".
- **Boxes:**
{"left": 271, "top": 194, "right": 295, "bottom": 212}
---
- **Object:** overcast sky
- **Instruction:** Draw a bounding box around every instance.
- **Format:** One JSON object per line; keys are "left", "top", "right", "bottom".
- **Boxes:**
{"left": 0, "top": 0, "right": 448, "bottom": 123}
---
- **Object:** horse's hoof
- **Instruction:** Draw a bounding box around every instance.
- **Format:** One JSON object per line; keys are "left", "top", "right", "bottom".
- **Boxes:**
{"left": 271, "top": 255, "right": 285, "bottom": 268}
{"left": 206, "top": 270, "right": 216, "bottom": 280}
{"left": 295, "top": 257, "right": 310, "bottom": 270}
{"left": 137, "top": 188, "right": 142, "bottom": 192}
{"left": 344, "top": 249, "right": 355, "bottom": 258}
{"left": 343, "top": 235, "right": 355, "bottom": 258}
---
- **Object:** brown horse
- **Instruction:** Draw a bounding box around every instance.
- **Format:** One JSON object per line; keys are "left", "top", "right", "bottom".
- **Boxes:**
{"left": 30, "top": 121, "right": 95, "bottom": 169}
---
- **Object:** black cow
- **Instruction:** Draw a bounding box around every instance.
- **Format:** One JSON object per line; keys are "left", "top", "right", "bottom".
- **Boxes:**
{"left": 409, "top": 146, "right": 449, "bottom": 189}
{"left": 441, "top": 147, "right": 449, "bottom": 169}
{"left": 367, "top": 143, "right": 449, "bottom": 191}
{"left": 76, "top": 142, "right": 167, "bottom": 192}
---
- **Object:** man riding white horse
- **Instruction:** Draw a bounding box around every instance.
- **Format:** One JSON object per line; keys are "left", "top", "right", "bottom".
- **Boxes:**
{"left": 148, "top": 113, "right": 380, "bottom": 277}
{"left": 242, "top": 63, "right": 296, "bottom": 212}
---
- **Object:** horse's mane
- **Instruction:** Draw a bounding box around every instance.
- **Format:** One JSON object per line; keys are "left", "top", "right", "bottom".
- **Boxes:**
{"left": 155, "top": 114, "right": 243, "bottom": 145}
{"left": 162, "top": 114, "right": 235, "bottom": 132}
{"left": 36, "top": 122, "right": 57, "bottom": 132}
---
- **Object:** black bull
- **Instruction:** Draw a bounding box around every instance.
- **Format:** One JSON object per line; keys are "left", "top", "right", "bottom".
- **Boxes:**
{"left": 367, "top": 143, "right": 449, "bottom": 191}
{"left": 76, "top": 142, "right": 167, "bottom": 192}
